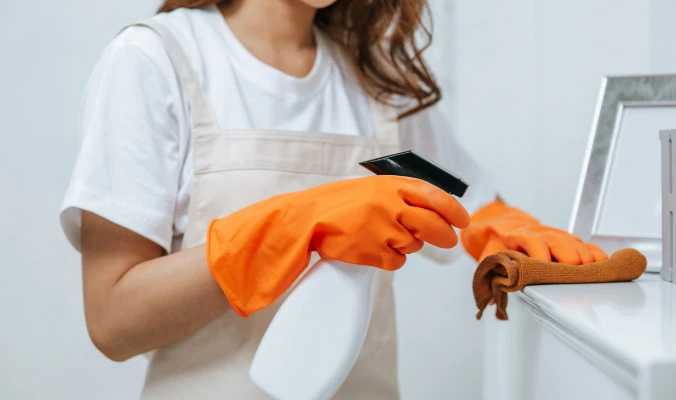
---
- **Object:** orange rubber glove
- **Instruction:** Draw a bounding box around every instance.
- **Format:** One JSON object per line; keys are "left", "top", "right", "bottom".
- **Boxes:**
{"left": 460, "top": 200, "right": 608, "bottom": 264}
{"left": 207, "top": 175, "right": 470, "bottom": 317}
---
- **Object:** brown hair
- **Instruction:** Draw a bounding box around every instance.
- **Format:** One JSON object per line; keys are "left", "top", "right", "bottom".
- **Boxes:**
{"left": 158, "top": 0, "right": 440, "bottom": 119}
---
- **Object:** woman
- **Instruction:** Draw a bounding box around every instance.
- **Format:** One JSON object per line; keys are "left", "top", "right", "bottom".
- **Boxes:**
{"left": 60, "top": 0, "right": 606, "bottom": 398}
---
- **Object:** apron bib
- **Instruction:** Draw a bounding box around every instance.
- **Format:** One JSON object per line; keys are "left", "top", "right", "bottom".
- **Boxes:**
{"left": 132, "top": 20, "right": 402, "bottom": 399}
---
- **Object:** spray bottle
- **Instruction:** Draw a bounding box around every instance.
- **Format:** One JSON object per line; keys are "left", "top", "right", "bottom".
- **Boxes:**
{"left": 249, "top": 150, "right": 469, "bottom": 400}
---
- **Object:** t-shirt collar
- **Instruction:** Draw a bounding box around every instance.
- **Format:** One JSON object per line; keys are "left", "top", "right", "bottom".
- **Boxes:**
{"left": 204, "top": 4, "right": 332, "bottom": 99}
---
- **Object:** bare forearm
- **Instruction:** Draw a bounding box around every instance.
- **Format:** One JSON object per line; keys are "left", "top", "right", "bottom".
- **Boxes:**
{"left": 84, "top": 245, "right": 229, "bottom": 361}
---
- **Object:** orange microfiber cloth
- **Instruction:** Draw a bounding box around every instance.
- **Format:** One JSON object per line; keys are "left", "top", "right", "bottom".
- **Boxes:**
{"left": 473, "top": 248, "right": 647, "bottom": 320}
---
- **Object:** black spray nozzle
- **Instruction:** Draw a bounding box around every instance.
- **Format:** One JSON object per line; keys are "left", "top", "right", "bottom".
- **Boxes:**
{"left": 359, "top": 150, "right": 469, "bottom": 198}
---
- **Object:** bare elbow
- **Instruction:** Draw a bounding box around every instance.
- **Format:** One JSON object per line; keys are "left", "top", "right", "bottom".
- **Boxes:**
{"left": 87, "top": 320, "right": 134, "bottom": 362}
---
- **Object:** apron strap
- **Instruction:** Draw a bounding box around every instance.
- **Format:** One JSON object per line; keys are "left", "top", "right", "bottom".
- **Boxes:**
{"left": 368, "top": 97, "right": 400, "bottom": 148}
{"left": 123, "top": 21, "right": 219, "bottom": 131}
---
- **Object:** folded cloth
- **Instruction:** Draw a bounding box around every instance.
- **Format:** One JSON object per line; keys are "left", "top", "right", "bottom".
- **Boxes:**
{"left": 473, "top": 248, "right": 647, "bottom": 320}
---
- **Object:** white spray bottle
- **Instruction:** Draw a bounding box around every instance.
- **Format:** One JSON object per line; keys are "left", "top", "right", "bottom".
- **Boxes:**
{"left": 249, "top": 151, "right": 468, "bottom": 400}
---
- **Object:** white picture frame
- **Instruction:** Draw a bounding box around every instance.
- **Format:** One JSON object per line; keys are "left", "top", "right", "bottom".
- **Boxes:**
{"left": 569, "top": 75, "right": 676, "bottom": 272}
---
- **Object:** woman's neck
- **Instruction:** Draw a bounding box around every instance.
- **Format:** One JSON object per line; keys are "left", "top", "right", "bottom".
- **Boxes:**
{"left": 218, "top": 0, "right": 318, "bottom": 77}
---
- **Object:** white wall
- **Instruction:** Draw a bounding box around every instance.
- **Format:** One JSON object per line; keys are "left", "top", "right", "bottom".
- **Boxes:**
{"left": 2, "top": 1, "right": 674, "bottom": 399}
{"left": 0, "top": 2, "right": 157, "bottom": 399}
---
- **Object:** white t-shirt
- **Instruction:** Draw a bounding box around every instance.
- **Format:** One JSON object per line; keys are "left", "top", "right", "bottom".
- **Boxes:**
{"left": 60, "top": 5, "right": 495, "bottom": 254}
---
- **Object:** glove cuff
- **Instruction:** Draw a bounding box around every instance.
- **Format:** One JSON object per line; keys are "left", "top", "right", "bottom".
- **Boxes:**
{"left": 461, "top": 200, "right": 540, "bottom": 260}
{"left": 470, "top": 199, "right": 509, "bottom": 222}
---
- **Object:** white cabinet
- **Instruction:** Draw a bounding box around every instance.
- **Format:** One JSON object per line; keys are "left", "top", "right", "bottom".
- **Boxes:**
{"left": 482, "top": 274, "right": 676, "bottom": 400}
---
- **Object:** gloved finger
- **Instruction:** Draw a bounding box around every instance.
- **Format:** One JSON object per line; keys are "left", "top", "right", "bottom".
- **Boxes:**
{"left": 478, "top": 233, "right": 507, "bottom": 262}
{"left": 586, "top": 243, "right": 608, "bottom": 262}
{"left": 508, "top": 233, "right": 551, "bottom": 262}
{"left": 397, "top": 238, "right": 425, "bottom": 254}
{"left": 398, "top": 206, "right": 458, "bottom": 248}
{"left": 572, "top": 239, "right": 595, "bottom": 264}
{"left": 400, "top": 180, "right": 471, "bottom": 228}
{"left": 381, "top": 248, "right": 407, "bottom": 271}
{"left": 545, "top": 234, "right": 581, "bottom": 265}
{"left": 386, "top": 226, "right": 424, "bottom": 256}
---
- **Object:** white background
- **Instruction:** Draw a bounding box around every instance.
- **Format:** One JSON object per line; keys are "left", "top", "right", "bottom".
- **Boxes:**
{"left": 2, "top": 0, "right": 675, "bottom": 399}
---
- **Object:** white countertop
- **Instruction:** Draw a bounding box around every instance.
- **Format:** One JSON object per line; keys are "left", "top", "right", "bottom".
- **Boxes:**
{"left": 518, "top": 273, "right": 676, "bottom": 368}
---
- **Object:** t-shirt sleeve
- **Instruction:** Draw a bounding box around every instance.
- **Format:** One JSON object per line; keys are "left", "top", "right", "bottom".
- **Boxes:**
{"left": 60, "top": 29, "right": 185, "bottom": 254}
{"left": 399, "top": 105, "right": 497, "bottom": 262}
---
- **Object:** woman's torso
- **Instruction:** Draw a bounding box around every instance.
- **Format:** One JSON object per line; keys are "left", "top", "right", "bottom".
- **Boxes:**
{"left": 124, "top": 7, "right": 402, "bottom": 399}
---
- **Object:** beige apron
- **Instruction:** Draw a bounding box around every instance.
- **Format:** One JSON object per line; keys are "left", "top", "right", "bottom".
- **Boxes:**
{"left": 133, "top": 20, "right": 402, "bottom": 399}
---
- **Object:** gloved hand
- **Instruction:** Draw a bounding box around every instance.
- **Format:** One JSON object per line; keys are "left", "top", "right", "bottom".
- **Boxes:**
{"left": 460, "top": 200, "right": 608, "bottom": 264}
{"left": 208, "top": 175, "right": 470, "bottom": 317}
